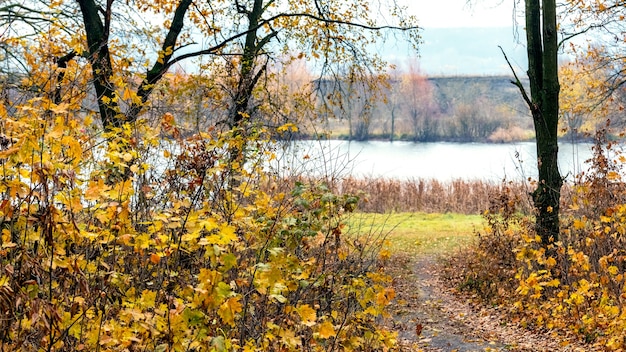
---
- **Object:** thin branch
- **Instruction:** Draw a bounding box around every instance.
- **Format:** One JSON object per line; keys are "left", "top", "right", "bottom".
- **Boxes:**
{"left": 165, "top": 10, "right": 418, "bottom": 69}
{"left": 559, "top": 22, "right": 613, "bottom": 48}
{"left": 499, "top": 45, "right": 533, "bottom": 108}
{"left": 273, "top": 12, "right": 419, "bottom": 32}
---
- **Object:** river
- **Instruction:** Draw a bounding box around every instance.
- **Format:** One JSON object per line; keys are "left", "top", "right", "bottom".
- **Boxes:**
{"left": 272, "top": 140, "right": 597, "bottom": 182}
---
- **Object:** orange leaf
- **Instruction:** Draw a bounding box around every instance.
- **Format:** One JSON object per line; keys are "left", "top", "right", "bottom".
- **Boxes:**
{"left": 150, "top": 253, "right": 161, "bottom": 264}
{"left": 123, "top": 86, "right": 132, "bottom": 101}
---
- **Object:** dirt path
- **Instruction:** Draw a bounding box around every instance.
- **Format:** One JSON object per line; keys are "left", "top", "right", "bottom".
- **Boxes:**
{"left": 386, "top": 254, "right": 590, "bottom": 352}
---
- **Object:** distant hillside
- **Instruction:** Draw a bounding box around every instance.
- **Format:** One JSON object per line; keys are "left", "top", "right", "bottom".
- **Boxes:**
{"left": 427, "top": 75, "right": 529, "bottom": 114}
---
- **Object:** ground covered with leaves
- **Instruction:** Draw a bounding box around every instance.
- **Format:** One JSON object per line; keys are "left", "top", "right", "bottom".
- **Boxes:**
{"left": 386, "top": 253, "right": 596, "bottom": 351}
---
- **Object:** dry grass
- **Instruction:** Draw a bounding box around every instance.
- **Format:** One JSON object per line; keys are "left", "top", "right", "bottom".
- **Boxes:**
{"left": 269, "top": 176, "right": 580, "bottom": 215}
{"left": 337, "top": 177, "right": 536, "bottom": 214}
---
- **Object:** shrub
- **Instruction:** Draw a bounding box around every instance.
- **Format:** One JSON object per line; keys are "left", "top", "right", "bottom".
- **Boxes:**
{"left": 0, "top": 112, "right": 397, "bottom": 351}
{"left": 448, "top": 128, "right": 626, "bottom": 349}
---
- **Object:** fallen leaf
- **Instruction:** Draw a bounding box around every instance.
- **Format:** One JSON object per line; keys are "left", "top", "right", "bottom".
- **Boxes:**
{"left": 415, "top": 323, "right": 423, "bottom": 336}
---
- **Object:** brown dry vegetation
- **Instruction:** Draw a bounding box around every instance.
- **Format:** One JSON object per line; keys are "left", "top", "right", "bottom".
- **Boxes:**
{"left": 268, "top": 176, "right": 582, "bottom": 215}
{"left": 338, "top": 177, "right": 534, "bottom": 214}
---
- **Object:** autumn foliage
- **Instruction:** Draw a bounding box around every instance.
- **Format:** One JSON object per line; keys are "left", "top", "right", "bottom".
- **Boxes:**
{"left": 449, "top": 129, "right": 626, "bottom": 349}
{"left": 0, "top": 107, "right": 397, "bottom": 350}
{"left": 0, "top": 0, "right": 423, "bottom": 348}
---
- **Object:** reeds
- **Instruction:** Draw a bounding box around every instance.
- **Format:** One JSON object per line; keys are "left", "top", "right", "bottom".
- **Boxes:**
{"left": 266, "top": 176, "right": 544, "bottom": 214}
{"left": 338, "top": 177, "right": 537, "bottom": 214}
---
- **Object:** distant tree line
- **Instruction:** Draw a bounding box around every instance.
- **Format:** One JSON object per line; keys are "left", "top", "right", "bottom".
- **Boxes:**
{"left": 314, "top": 70, "right": 536, "bottom": 143}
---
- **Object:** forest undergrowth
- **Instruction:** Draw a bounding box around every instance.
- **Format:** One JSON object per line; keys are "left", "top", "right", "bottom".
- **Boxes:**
{"left": 0, "top": 112, "right": 401, "bottom": 351}
{"left": 444, "top": 129, "right": 626, "bottom": 350}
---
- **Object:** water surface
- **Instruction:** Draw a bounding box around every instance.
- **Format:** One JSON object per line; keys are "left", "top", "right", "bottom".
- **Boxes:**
{"left": 273, "top": 140, "right": 595, "bottom": 182}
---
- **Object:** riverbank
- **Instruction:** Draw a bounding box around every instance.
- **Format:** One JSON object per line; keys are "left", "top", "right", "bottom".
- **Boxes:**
{"left": 285, "top": 128, "right": 603, "bottom": 144}
{"left": 277, "top": 177, "right": 581, "bottom": 215}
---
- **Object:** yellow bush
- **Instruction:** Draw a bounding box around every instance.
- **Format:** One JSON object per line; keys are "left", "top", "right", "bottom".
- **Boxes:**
{"left": 0, "top": 110, "right": 397, "bottom": 351}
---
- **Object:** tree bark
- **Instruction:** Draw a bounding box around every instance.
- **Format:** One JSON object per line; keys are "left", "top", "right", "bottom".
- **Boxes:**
{"left": 127, "top": 0, "right": 193, "bottom": 122}
{"left": 230, "top": 0, "right": 276, "bottom": 128}
{"left": 77, "top": 0, "right": 119, "bottom": 130}
{"left": 524, "top": 0, "right": 562, "bottom": 244}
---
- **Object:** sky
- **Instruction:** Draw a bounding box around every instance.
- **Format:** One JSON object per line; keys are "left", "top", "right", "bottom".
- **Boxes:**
{"left": 405, "top": 0, "right": 520, "bottom": 28}
{"left": 385, "top": 0, "right": 527, "bottom": 75}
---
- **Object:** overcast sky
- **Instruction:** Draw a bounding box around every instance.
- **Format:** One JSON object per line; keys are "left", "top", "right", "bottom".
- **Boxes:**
{"left": 379, "top": 0, "right": 526, "bottom": 75}
{"left": 404, "top": 0, "right": 519, "bottom": 28}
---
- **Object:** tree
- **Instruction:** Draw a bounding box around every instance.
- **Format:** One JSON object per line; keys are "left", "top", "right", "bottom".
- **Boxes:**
{"left": 401, "top": 64, "right": 440, "bottom": 142}
{"left": 504, "top": 0, "right": 561, "bottom": 244}
{"left": 382, "top": 68, "right": 401, "bottom": 141}
{"left": 560, "top": 1, "right": 626, "bottom": 101}
{"left": 1, "top": 0, "right": 419, "bottom": 132}
{"left": 559, "top": 61, "right": 609, "bottom": 139}
{"left": 0, "top": 1, "right": 420, "bottom": 350}
{"left": 450, "top": 99, "right": 500, "bottom": 141}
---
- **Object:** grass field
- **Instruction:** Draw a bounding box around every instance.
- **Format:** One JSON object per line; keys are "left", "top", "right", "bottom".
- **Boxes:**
{"left": 344, "top": 212, "right": 485, "bottom": 256}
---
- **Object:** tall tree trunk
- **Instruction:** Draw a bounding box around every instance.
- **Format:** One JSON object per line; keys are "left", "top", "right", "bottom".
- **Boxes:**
{"left": 230, "top": 0, "right": 276, "bottom": 128}
{"left": 77, "top": 0, "right": 119, "bottom": 130}
{"left": 524, "top": 0, "right": 562, "bottom": 244}
{"left": 78, "top": 0, "right": 192, "bottom": 130}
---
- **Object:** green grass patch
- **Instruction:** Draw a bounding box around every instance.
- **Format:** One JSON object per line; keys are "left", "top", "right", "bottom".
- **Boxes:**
{"left": 344, "top": 212, "right": 485, "bottom": 256}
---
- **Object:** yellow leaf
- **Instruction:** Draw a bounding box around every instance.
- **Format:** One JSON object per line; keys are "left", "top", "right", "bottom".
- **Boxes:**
{"left": 317, "top": 321, "right": 335, "bottom": 339}
{"left": 218, "top": 296, "right": 242, "bottom": 327}
{"left": 568, "top": 292, "right": 584, "bottom": 306}
{"left": 0, "top": 146, "right": 19, "bottom": 158}
{"left": 608, "top": 266, "right": 619, "bottom": 276}
{"left": 379, "top": 248, "right": 391, "bottom": 261}
{"left": 85, "top": 179, "right": 108, "bottom": 200}
{"left": 545, "top": 279, "right": 560, "bottom": 287}
{"left": 573, "top": 219, "right": 585, "bottom": 230}
{"left": 297, "top": 304, "right": 317, "bottom": 327}
{"left": 1, "top": 242, "right": 16, "bottom": 249}
{"left": 219, "top": 224, "right": 237, "bottom": 244}
{"left": 277, "top": 123, "right": 299, "bottom": 133}
{"left": 139, "top": 290, "right": 156, "bottom": 309}
{"left": 61, "top": 135, "right": 82, "bottom": 163}
{"left": 123, "top": 86, "right": 132, "bottom": 101}
{"left": 376, "top": 288, "right": 395, "bottom": 306}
